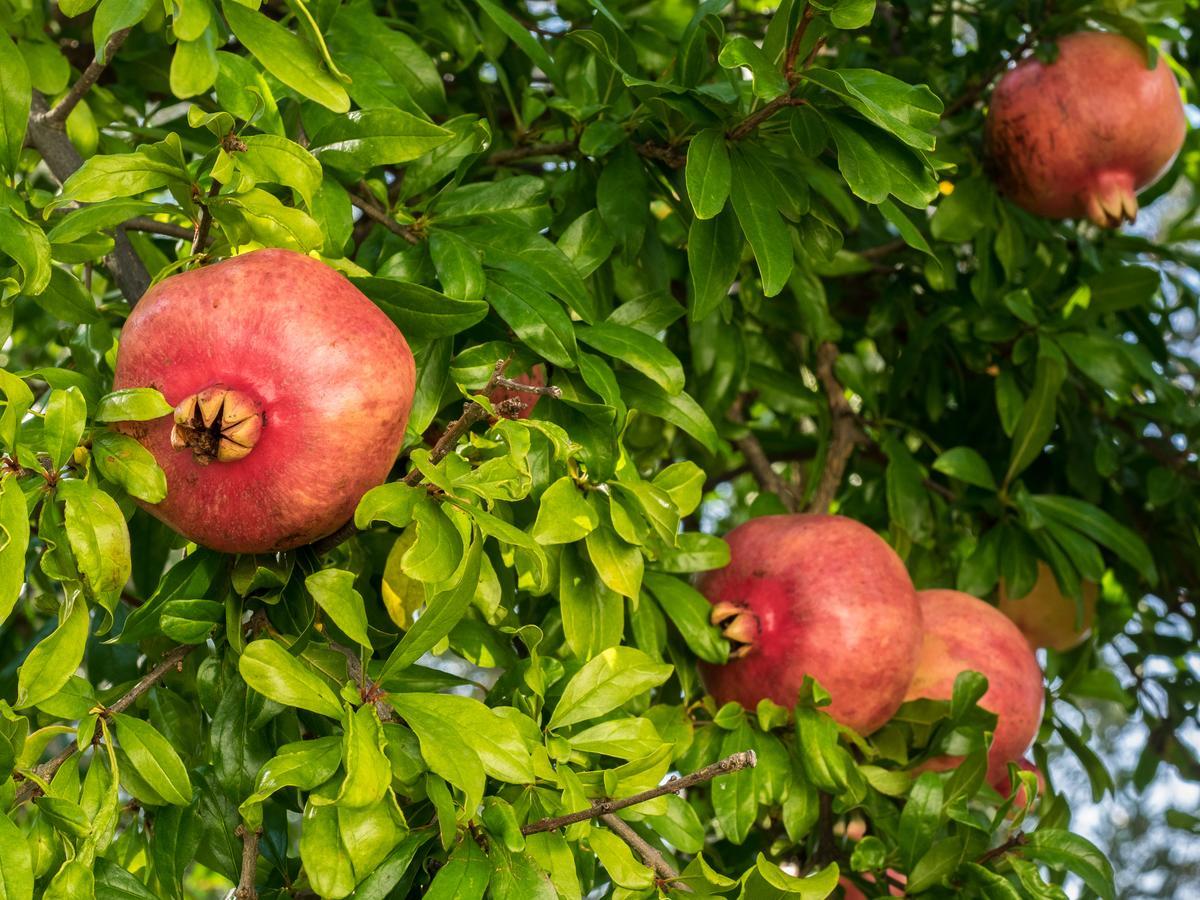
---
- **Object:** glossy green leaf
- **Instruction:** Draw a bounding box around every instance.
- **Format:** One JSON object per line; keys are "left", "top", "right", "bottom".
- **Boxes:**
{"left": 238, "top": 640, "right": 343, "bottom": 719}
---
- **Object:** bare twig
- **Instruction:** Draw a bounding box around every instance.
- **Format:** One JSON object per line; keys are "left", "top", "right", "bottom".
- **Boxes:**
{"left": 783, "top": 4, "right": 816, "bottom": 82}
{"left": 600, "top": 813, "right": 690, "bottom": 892}
{"left": 492, "top": 376, "right": 562, "bottom": 399}
{"left": 26, "top": 93, "right": 150, "bottom": 303}
{"left": 234, "top": 825, "right": 260, "bottom": 900}
{"left": 806, "top": 343, "right": 866, "bottom": 514}
{"left": 521, "top": 750, "right": 757, "bottom": 836}
{"left": 191, "top": 180, "right": 220, "bottom": 257}
{"left": 39, "top": 29, "right": 131, "bottom": 127}
{"left": 729, "top": 394, "right": 800, "bottom": 512}
{"left": 14, "top": 645, "right": 193, "bottom": 804}
{"left": 348, "top": 192, "right": 421, "bottom": 245}
{"left": 124, "top": 216, "right": 196, "bottom": 242}
{"left": 488, "top": 140, "right": 576, "bottom": 166}
{"left": 976, "top": 831, "right": 1027, "bottom": 867}
{"left": 327, "top": 641, "right": 399, "bottom": 723}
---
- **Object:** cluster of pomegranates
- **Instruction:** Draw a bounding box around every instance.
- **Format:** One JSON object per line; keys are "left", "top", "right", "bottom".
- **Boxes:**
{"left": 699, "top": 514, "right": 1095, "bottom": 801}
{"left": 985, "top": 31, "right": 1186, "bottom": 228}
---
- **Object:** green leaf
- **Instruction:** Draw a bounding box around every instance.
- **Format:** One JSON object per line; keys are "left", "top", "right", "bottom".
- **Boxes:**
{"left": 584, "top": 521, "right": 643, "bottom": 599}
{"left": 717, "top": 36, "right": 788, "bottom": 99}
{"left": 567, "top": 717, "right": 666, "bottom": 760}
{"left": 221, "top": 1, "right": 350, "bottom": 112}
{"left": 0, "top": 210, "right": 51, "bottom": 296}
{"left": 94, "top": 387, "right": 172, "bottom": 423}
{"left": 616, "top": 372, "right": 720, "bottom": 455}
{"left": 686, "top": 130, "right": 729, "bottom": 222}
{"left": 548, "top": 646, "right": 673, "bottom": 730}
{"left": 306, "top": 569, "right": 371, "bottom": 648}
{"left": 56, "top": 137, "right": 190, "bottom": 204}
{"left": 42, "top": 387, "right": 86, "bottom": 471}
{"left": 486, "top": 271, "right": 579, "bottom": 368}
{"left": 1031, "top": 495, "right": 1155, "bottom": 584}
{"left": 426, "top": 839, "right": 490, "bottom": 900}
{"left": 830, "top": 0, "right": 876, "bottom": 29}
{"left": 170, "top": 28, "right": 219, "bottom": 99}
{"left": 429, "top": 231, "right": 486, "bottom": 303}
{"left": 577, "top": 322, "right": 685, "bottom": 395}
{"left": 0, "top": 32, "right": 31, "bottom": 177}
{"left": 730, "top": 149, "right": 793, "bottom": 296}
{"left": 643, "top": 572, "right": 729, "bottom": 664}
{"left": 433, "top": 178, "right": 550, "bottom": 229}
{"left": 0, "top": 475, "right": 30, "bottom": 624}
{"left": 92, "top": 431, "right": 167, "bottom": 504}
{"left": 559, "top": 543, "right": 622, "bottom": 660}
{"left": 1024, "top": 830, "right": 1115, "bottom": 900}
{"left": 804, "top": 67, "right": 942, "bottom": 150}
{"left": 113, "top": 714, "right": 192, "bottom": 805}
{"left": 0, "top": 805, "right": 34, "bottom": 900}
{"left": 210, "top": 189, "right": 324, "bottom": 252}
{"left": 337, "top": 704, "right": 391, "bottom": 808}
{"left": 933, "top": 446, "right": 996, "bottom": 490}
{"left": 238, "top": 639, "right": 343, "bottom": 718}
{"left": 310, "top": 108, "right": 453, "bottom": 171}
{"left": 239, "top": 736, "right": 342, "bottom": 826}
{"left": 532, "top": 477, "right": 598, "bottom": 544}
{"left": 688, "top": 206, "right": 742, "bottom": 320}
{"left": 353, "top": 277, "right": 489, "bottom": 340}
{"left": 404, "top": 499, "right": 463, "bottom": 583}
{"left": 589, "top": 828, "right": 655, "bottom": 890}
{"left": 61, "top": 481, "right": 130, "bottom": 608}
{"left": 713, "top": 721, "right": 756, "bottom": 844}
{"left": 740, "top": 855, "right": 839, "bottom": 898}
{"left": 389, "top": 697, "right": 485, "bottom": 811}
{"left": 823, "top": 113, "right": 890, "bottom": 204}
{"left": 476, "top": 0, "right": 559, "bottom": 85}
{"left": 389, "top": 693, "right": 533, "bottom": 784}
{"left": 16, "top": 595, "right": 88, "bottom": 709}
{"left": 898, "top": 772, "right": 943, "bottom": 868}
{"left": 236, "top": 134, "right": 322, "bottom": 209}
{"left": 907, "top": 835, "right": 967, "bottom": 894}
{"left": 1004, "top": 348, "right": 1067, "bottom": 486}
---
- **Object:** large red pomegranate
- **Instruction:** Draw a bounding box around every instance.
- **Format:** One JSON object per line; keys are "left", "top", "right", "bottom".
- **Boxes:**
{"left": 903, "top": 590, "right": 1045, "bottom": 783}
{"left": 698, "top": 515, "right": 923, "bottom": 735}
{"left": 113, "top": 249, "right": 415, "bottom": 553}
{"left": 998, "top": 562, "right": 1097, "bottom": 652}
{"left": 985, "top": 31, "right": 1186, "bottom": 228}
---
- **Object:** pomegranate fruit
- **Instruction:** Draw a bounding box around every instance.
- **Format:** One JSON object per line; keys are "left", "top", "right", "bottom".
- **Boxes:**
{"left": 698, "top": 515, "right": 923, "bottom": 735}
{"left": 490, "top": 363, "right": 547, "bottom": 419}
{"left": 985, "top": 31, "right": 1186, "bottom": 228}
{"left": 113, "top": 249, "right": 415, "bottom": 553}
{"left": 903, "top": 590, "right": 1045, "bottom": 783}
{"left": 998, "top": 561, "right": 1097, "bottom": 652}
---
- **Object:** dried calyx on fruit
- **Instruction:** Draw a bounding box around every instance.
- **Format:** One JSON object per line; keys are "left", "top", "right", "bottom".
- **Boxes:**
{"left": 169, "top": 385, "right": 264, "bottom": 465}
{"left": 708, "top": 601, "right": 759, "bottom": 658}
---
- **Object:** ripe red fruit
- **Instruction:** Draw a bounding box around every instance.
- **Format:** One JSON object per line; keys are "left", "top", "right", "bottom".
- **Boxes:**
{"left": 113, "top": 249, "right": 415, "bottom": 553}
{"left": 491, "top": 364, "right": 547, "bottom": 420}
{"left": 698, "top": 515, "right": 923, "bottom": 735}
{"left": 985, "top": 31, "right": 1186, "bottom": 227}
{"left": 998, "top": 562, "right": 1097, "bottom": 652}
{"left": 903, "top": 590, "right": 1045, "bottom": 783}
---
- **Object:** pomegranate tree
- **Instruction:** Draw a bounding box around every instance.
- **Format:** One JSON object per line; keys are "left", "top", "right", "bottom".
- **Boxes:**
{"left": 113, "top": 249, "right": 415, "bottom": 553}
{"left": 699, "top": 514, "right": 923, "bottom": 735}
{"left": 985, "top": 31, "right": 1186, "bottom": 227}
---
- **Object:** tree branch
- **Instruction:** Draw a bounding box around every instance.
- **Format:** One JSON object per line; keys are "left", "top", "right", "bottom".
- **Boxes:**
{"left": 349, "top": 192, "right": 421, "bottom": 245}
{"left": 191, "top": 180, "right": 220, "bottom": 257}
{"left": 38, "top": 29, "right": 131, "bottom": 127}
{"left": 806, "top": 343, "right": 866, "bottom": 514}
{"left": 521, "top": 750, "right": 757, "bottom": 836}
{"left": 26, "top": 93, "right": 150, "bottom": 303}
{"left": 327, "top": 640, "right": 399, "bottom": 723}
{"left": 492, "top": 375, "right": 562, "bottom": 399}
{"left": 783, "top": 4, "right": 816, "bottom": 83}
{"left": 976, "top": 831, "right": 1027, "bottom": 867}
{"left": 600, "top": 813, "right": 690, "bottom": 892}
{"left": 487, "top": 140, "right": 576, "bottom": 166}
{"left": 727, "top": 97, "right": 806, "bottom": 142}
{"left": 234, "top": 824, "right": 260, "bottom": 900}
{"left": 14, "top": 644, "right": 192, "bottom": 804}
{"left": 729, "top": 393, "right": 800, "bottom": 512}
{"left": 124, "top": 216, "right": 195, "bottom": 242}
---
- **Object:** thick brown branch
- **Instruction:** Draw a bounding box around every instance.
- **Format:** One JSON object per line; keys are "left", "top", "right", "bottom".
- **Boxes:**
{"left": 806, "top": 343, "right": 866, "bottom": 514}
{"left": 600, "top": 813, "right": 690, "bottom": 892}
{"left": 14, "top": 644, "right": 192, "bottom": 803}
{"left": 349, "top": 192, "right": 421, "bottom": 245}
{"left": 729, "top": 394, "right": 800, "bottom": 512}
{"left": 235, "top": 825, "right": 260, "bottom": 900}
{"left": 521, "top": 750, "right": 757, "bottom": 836}
{"left": 488, "top": 140, "right": 576, "bottom": 166}
{"left": 39, "top": 28, "right": 131, "bottom": 127}
{"left": 26, "top": 93, "right": 149, "bottom": 303}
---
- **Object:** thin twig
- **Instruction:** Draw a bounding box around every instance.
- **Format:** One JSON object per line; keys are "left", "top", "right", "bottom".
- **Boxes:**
{"left": 348, "top": 192, "right": 421, "bottom": 245}
{"left": 39, "top": 29, "right": 131, "bottom": 127}
{"left": 729, "top": 394, "right": 800, "bottom": 512}
{"left": 600, "top": 813, "right": 690, "bottom": 892}
{"left": 327, "top": 641, "right": 398, "bottom": 723}
{"left": 859, "top": 238, "right": 906, "bottom": 260}
{"left": 727, "top": 97, "right": 807, "bottom": 141}
{"left": 191, "top": 180, "right": 220, "bottom": 257}
{"left": 783, "top": 4, "right": 816, "bottom": 83}
{"left": 13, "top": 645, "right": 193, "bottom": 803}
{"left": 806, "top": 343, "right": 866, "bottom": 514}
{"left": 488, "top": 140, "right": 576, "bottom": 166}
{"left": 492, "top": 376, "right": 562, "bottom": 398}
{"left": 234, "top": 825, "right": 260, "bottom": 900}
{"left": 521, "top": 750, "right": 757, "bottom": 836}
{"left": 976, "top": 831, "right": 1027, "bottom": 867}
{"left": 125, "top": 216, "right": 196, "bottom": 242}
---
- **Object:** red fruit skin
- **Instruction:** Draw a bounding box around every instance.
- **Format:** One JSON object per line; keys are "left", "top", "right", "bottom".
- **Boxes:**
{"left": 112, "top": 249, "right": 415, "bottom": 553}
{"left": 985, "top": 31, "right": 1186, "bottom": 227}
{"left": 490, "top": 364, "right": 546, "bottom": 420}
{"left": 698, "top": 515, "right": 923, "bottom": 735}
{"left": 903, "top": 590, "right": 1045, "bottom": 783}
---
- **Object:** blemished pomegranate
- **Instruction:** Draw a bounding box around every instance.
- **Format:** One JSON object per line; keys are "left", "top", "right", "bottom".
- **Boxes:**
{"left": 698, "top": 515, "right": 923, "bottom": 735}
{"left": 903, "top": 590, "right": 1045, "bottom": 784}
{"left": 985, "top": 31, "right": 1187, "bottom": 228}
{"left": 113, "top": 249, "right": 416, "bottom": 553}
